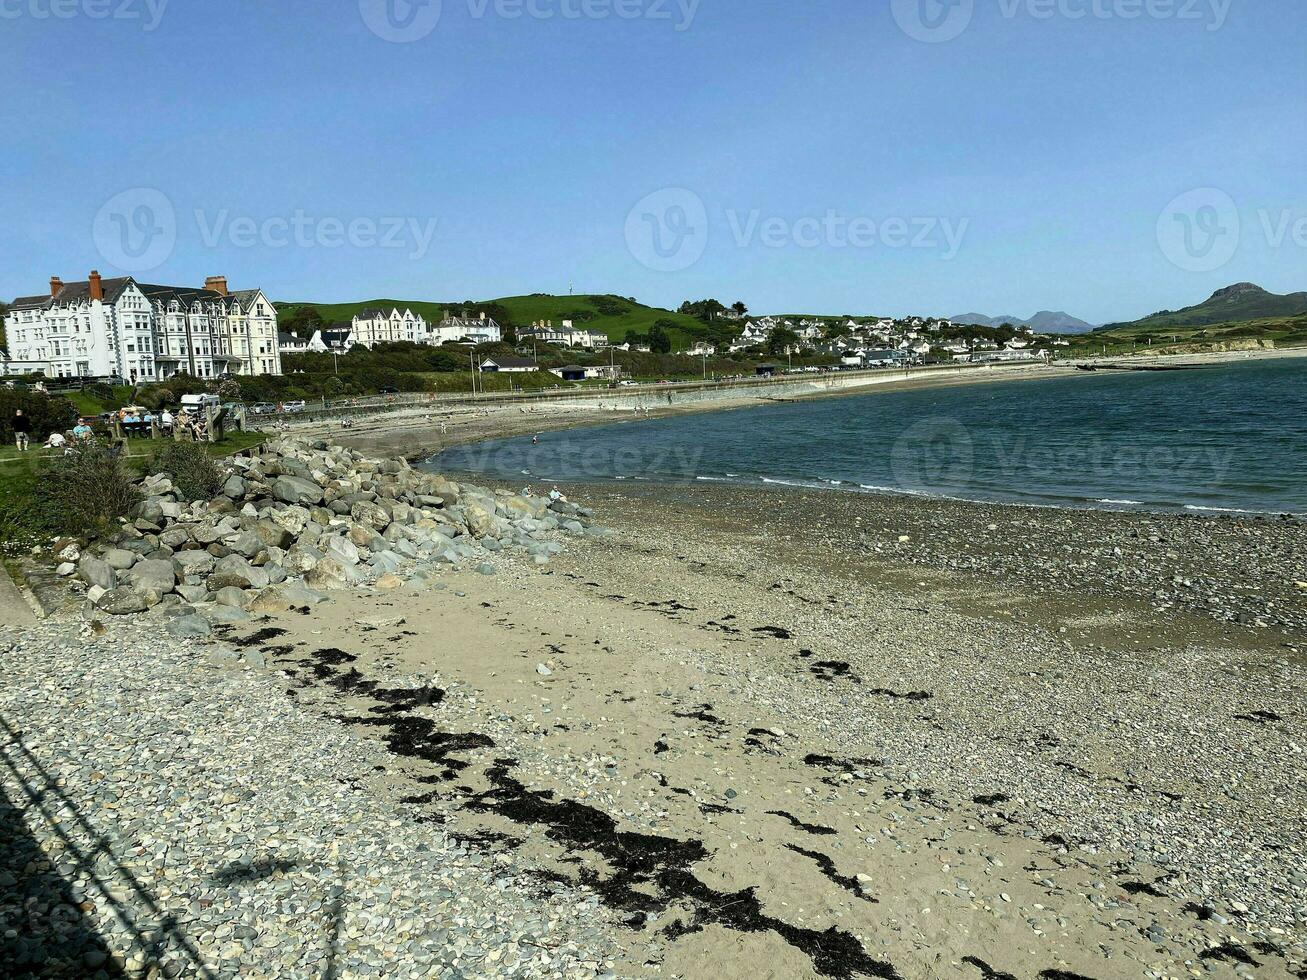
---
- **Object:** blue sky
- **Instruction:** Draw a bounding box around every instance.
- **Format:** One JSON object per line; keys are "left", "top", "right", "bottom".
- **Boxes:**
{"left": 1, "top": 0, "right": 1303, "bottom": 323}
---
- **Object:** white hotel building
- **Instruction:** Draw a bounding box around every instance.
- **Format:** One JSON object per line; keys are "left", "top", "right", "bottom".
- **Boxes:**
{"left": 4, "top": 272, "right": 281, "bottom": 381}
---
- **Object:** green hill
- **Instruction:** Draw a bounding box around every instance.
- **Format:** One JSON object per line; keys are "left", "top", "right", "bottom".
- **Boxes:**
{"left": 1065, "top": 313, "right": 1307, "bottom": 357}
{"left": 275, "top": 293, "right": 714, "bottom": 349}
{"left": 1101, "top": 282, "right": 1307, "bottom": 331}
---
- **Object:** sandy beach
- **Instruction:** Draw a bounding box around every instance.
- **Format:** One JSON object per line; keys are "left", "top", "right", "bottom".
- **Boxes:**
{"left": 218, "top": 473, "right": 1305, "bottom": 978}
{"left": 3, "top": 357, "right": 1303, "bottom": 979}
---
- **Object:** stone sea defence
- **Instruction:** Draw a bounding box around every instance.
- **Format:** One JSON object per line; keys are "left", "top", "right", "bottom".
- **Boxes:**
{"left": 57, "top": 437, "right": 596, "bottom": 633}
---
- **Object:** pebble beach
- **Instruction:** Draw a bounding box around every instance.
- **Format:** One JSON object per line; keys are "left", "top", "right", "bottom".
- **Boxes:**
{"left": 1, "top": 413, "right": 1303, "bottom": 979}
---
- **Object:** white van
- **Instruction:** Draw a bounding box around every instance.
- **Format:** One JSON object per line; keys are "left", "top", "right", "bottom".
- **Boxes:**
{"left": 180, "top": 393, "right": 220, "bottom": 412}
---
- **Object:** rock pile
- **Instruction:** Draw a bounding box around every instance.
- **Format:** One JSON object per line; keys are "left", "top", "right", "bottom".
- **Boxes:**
{"left": 59, "top": 437, "right": 595, "bottom": 633}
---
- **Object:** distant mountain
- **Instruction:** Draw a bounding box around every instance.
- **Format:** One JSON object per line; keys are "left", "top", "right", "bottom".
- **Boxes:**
{"left": 951, "top": 310, "right": 1098, "bottom": 334}
{"left": 1101, "top": 282, "right": 1307, "bottom": 331}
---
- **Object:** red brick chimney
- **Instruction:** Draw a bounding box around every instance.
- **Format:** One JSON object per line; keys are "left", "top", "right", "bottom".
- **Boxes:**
{"left": 204, "top": 275, "right": 229, "bottom": 296}
{"left": 89, "top": 270, "right": 103, "bottom": 302}
{"left": 49, "top": 276, "right": 63, "bottom": 298}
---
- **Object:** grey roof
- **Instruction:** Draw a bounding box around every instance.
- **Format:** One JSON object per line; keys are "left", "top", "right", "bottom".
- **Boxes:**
{"left": 356, "top": 308, "right": 389, "bottom": 319}
{"left": 483, "top": 356, "right": 536, "bottom": 369}
{"left": 10, "top": 294, "right": 53, "bottom": 312}
{"left": 18, "top": 277, "right": 136, "bottom": 309}
{"left": 441, "top": 316, "right": 500, "bottom": 329}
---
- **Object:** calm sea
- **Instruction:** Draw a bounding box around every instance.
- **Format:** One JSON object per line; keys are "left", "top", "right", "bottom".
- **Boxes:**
{"left": 432, "top": 357, "right": 1307, "bottom": 515}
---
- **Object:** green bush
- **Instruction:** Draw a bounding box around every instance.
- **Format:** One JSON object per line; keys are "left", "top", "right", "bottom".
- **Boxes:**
{"left": 0, "top": 389, "right": 79, "bottom": 442}
{"left": 150, "top": 442, "right": 222, "bottom": 501}
{"left": 0, "top": 465, "right": 65, "bottom": 553}
{"left": 33, "top": 444, "right": 140, "bottom": 536}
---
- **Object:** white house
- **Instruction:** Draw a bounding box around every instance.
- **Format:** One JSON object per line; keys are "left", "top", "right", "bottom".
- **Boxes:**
{"left": 480, "top": 356, "right": 537, "bottom": 373}
{"left": 521, "top": 320, "right": 607, "bottom": 349}
{"left": 688, "top": 341, "right": 717, "bottom": 356}
{"left": 350, "top": 307, "right": 427, "bottom": 347}
{"left": 4, "top": 272, "right": 281, "bottom": 381}
{"left": 433, "top": 313, "right": 503, "bottom": 345}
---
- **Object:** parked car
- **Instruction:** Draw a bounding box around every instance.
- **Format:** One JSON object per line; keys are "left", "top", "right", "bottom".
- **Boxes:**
{"left": 250, "top": 402, "right": 277, "bottom": 414}
{"left": 377, "top": 386, "right": 399, "bottom": 395}
{"left": 281, "top": 400, "right": 308, "bottom": 413}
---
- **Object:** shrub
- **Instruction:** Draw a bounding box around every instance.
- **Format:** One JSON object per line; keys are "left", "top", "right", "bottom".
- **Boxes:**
{"left": 150, "top": 442, "right": 222, "bottom": 501}
{"left": 0, "top": 465, "right": 65, "bottom": 553}
{"left": 0, "top": 389, "right": 78, "bottom": 442}
{"left": 33, "top": 444, "right": 140, "bottom": 536}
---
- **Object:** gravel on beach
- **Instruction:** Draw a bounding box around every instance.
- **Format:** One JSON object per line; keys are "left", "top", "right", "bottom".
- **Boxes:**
{"left": 0, "top": 619, "right": 624, "bottom": 979}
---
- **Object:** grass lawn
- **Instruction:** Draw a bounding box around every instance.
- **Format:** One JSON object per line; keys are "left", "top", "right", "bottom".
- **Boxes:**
{"left": 65, "top": 385, "right": 137, "bottom": 417}
{"left": 0, "top": 430, "right": 266, "bottom": 469}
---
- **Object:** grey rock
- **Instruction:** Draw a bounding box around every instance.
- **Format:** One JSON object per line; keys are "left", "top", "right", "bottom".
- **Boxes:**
{"left": 272, "top": 475, "right": 325, "bottom": 506}
{"left": 78, "top": 556, "right": 117, "bottom": 590}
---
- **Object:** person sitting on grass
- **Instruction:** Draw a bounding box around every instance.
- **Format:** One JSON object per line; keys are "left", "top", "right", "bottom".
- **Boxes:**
{"left": 73, "top": 420, "right": 93, "bottom": 441}
{"left": 44, "top": 431, "right": 67, "bottom": 450}
{"left": 11, "top": 409, "right": 30, "bottom": 451}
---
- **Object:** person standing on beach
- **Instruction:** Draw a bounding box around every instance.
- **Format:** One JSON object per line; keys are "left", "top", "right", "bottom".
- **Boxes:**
{"left": 11, "top": 409, "right": 30, "bottom": 451}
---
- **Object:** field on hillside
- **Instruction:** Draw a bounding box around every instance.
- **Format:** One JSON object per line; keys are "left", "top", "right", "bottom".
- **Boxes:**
{"left": 276, "top": 294, "right": 713, "bottom": 347}
{"left": 1063, "top": 315, "right": 1307, "bottom": 357}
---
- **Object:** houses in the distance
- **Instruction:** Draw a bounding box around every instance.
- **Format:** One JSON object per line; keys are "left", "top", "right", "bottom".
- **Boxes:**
{"left": 433, "top": 312, "right": 503, "bottom": 345}
{"left": 4, "top": 271, "right": 282, "bottom": 381}
{"left": 520, "top": 320, "right": 607, "bottom": 350}
{"left": 351, "top": 307, "right": 428, "bottom": 346}
{"left": 278, "top": 307, "right": 505, "bottom": 355}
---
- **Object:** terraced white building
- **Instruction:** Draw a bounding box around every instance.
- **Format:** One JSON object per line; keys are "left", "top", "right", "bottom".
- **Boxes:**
{"left": 3, "top": 272, "right": 281, "bottom": 381}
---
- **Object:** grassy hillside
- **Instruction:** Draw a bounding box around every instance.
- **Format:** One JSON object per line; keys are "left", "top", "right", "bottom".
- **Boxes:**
{"left": 276, "top": 293, "right": 713, "bottom": 348}
{"left": 1102, "top": 283, "right": 1307, "bottom": 331}
{"left": 1064, "top": 314, "right": 1307, "bottom": 357}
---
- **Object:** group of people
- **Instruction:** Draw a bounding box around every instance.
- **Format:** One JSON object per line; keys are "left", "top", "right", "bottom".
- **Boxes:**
{"left": 9, "top": 409, "right": 96, "bottom": 454}
{"left": 8, "top": 403, "right": 210, "bottom": 454}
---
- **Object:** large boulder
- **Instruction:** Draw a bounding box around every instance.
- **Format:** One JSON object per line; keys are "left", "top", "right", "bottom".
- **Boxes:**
{"left": 207, "top": 555, "right": 270, "bottom": 591}
{"left": 95, "top": 587, "right": 158, "bottom": 616}
{"left": 221, "top": 474, "right": 248, "bottom": 499}
{"left": 267, "top": 506, "right": 311, "bottom": 537}
{"left": 102, "top": 548, "right": 140, "bottom": 571}
{"left": 227, "top": 531, "right": 265, "bottom": 559}
{"left": 174, "top": 550, "right": 216, "bottom": 576}
{"left": 213, "top": 586, "right": 252, "bottom": 609}
{"left": 131, "top": 559, "right": 177, "bottom": 594}
{"left": 322, "top": 536, "right": 360, "bottom": 566}
{"left": 252, "top": 519, "right": 293, "bottom": 550}
{"left": 350, "top": 500, "right": 391, "bottom": 531}
{"left": 272, "top": 475, "right": 325, "bottom": 506}
{"left": 77, "top": 556, "right": 118, "bottom": 591}
{"left": 462, "top": 502, "right": 496, "bottom": 539}
{"left": 304, "top": 555, "right": 358, "bottom": 591}
{"left": 283, "top": 543, "right": 323, "bottom": 574}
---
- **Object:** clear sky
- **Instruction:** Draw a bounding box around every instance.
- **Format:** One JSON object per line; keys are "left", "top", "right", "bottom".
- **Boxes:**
{"left": 1, "top": 0, "right": 1303, "bottom": 323}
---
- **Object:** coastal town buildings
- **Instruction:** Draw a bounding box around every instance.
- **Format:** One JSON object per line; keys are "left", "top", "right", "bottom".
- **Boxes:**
{"left": 433, "top": 313, "right": 503, "bottom": 345}
{"left": 3, "top": 272, "right": 281, "bottom": 381}
{"left": 520, "top": 320, "right": 608, "bottom": 349}
{"left": 350, "top": 308, "right": 428, "bottom": 347}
